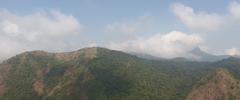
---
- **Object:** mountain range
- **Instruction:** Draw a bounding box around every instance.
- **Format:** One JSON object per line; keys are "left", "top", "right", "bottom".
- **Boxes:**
{"left": 0, "top": 47, "right": 240, "bottom": 100}
{"left": 132, "top": 47, "right": 235, "bottom": 62}
{"left": 188, "top": 47, "right": 233, "bottom": 62}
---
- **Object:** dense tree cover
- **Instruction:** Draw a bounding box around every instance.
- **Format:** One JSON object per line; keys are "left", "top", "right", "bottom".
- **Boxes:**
{"left": 0, "top": 47, "right": 239, "bottom": 100}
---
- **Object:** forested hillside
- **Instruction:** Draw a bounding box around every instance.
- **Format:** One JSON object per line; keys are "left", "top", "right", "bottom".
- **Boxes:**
{"left": 0, "top": 47, "right": 239, "bottom": 100}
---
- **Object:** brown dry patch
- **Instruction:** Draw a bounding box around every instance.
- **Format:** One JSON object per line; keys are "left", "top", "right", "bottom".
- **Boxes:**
{"left": 46, "top": 67, "right": 94, "bottom": 97}
{"left": 54, "top": 53, "right": 69, "bottom": 61}
{"left": 47, "top": 85, "right": 62, "bottom": 96}
{"left": 30, "top": 51, "right": 51, "bottom": 57}
{"left": 33, "top": 79, "right": 44, "bottom": 95}
{"left": 0, "top": 76, "right": 6, "bottom": 96}
{"left": 0, "top": 64, "right": 12, "bottom": 75}
{"left": 54, "top": 52, "right": 78, "bottom": 62}
{"left": 126, "top": 62, "right": 133, "bottom": 69}
{"left": 186, "top": 69, "right": 240, "bottom": 100}
{"left": 33, "top": 66, "right": 50, "bottom": 95}
{"left": 83, "top": 69, "right": 94, "bottom": 83}
{"left": 0, "top": 64, "right": 11, "bottom": 96}
{"left": 54, "top": 47, "right": 97, "bottom": 61}
{"left": 83, "top": 48, "right": 97, "bottom": 59}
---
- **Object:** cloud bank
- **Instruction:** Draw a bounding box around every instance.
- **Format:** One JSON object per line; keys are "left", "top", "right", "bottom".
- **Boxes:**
{"left": 0, "top": 10, "right": 85, "bottom": 61}
{"left": 107, "top": 31, "right": 203, "bottom": 58}
{"left": 104, "top": 15, "right": 152, "bottom": 41}
{"left": 229, "top": 1, "right": 240, "bottom": 20}
{"left": 226, "top": 48, "right": 240, "bottom": 56}
{"left": 171, "top": 1, "right": 240, "bottom": 31}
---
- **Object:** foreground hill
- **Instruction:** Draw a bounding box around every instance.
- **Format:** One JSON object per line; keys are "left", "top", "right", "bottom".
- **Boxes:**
{"left": 187, "top": 68, "right": 240, "bottom": 100}
{"left": 0, "top": 47, "right": 240, "bottom": 100}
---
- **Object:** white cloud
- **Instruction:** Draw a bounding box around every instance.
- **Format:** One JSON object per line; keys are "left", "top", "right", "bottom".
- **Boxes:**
{"left": 107, "top": 31, "right": 203, "bottom": 58}
{"left": 105, "top": 23, "right": 137, "bottom": 35}
{"left": 171, "top": 1, "right": 240, "bottom": 31}
{"left": 229, "top": 1, "right": 240, "bottom": 20}
{"left": 0, "top": 36, "right": 24, "bottom": 61}
{"left": 171, "top": 3, "right": 223, "bottom": 31}
{"left": 0, "top": 10, "right": 84, "bottom": 39}
{"left": 0, "top": 9, "right": 85, "bottom": 61}
{"left": 226, "top": 48, "right": 240, "bottom": 56}
{"left": 1, "top": 21, "right": 20, "bottom": 36}
{"left": 104, "top": 15, "right": 152, "bottom": 41}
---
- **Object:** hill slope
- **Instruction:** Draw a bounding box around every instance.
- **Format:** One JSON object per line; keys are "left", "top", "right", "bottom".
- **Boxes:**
{"left": 187, "top": 68, "right": 240, "bottom": 100}
{"left": 0, "top": 47, "right": 240, "bottom": 100}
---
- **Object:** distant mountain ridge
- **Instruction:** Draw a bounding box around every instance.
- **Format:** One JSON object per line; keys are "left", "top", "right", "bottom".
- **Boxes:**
{"left": 188, "top": 47, "right": 231, "bottom": 62}
{"left": 131, "top": 47, "right": 233, "bottom": 62}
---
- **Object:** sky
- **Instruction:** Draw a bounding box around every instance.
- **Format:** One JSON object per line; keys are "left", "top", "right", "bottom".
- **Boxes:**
{"left": 0, "top": 0, "right": 240, "bottom": 60}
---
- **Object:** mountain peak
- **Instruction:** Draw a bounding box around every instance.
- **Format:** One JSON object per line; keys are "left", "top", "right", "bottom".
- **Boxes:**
{"left": 188, "top": 47, "right": 231, "bottom": 62}
{"left": 189, "top": 47, "right": 205, "bottom": 55}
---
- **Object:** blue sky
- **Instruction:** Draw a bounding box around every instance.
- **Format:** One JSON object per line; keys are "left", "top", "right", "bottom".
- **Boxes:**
{"left": 0, "top": 0, "right": 240, "bottom": 60}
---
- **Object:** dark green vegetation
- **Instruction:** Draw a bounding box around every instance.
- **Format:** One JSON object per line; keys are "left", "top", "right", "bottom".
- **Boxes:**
{"left": 0, "top": 47, "right": 240, "bottom": 100}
